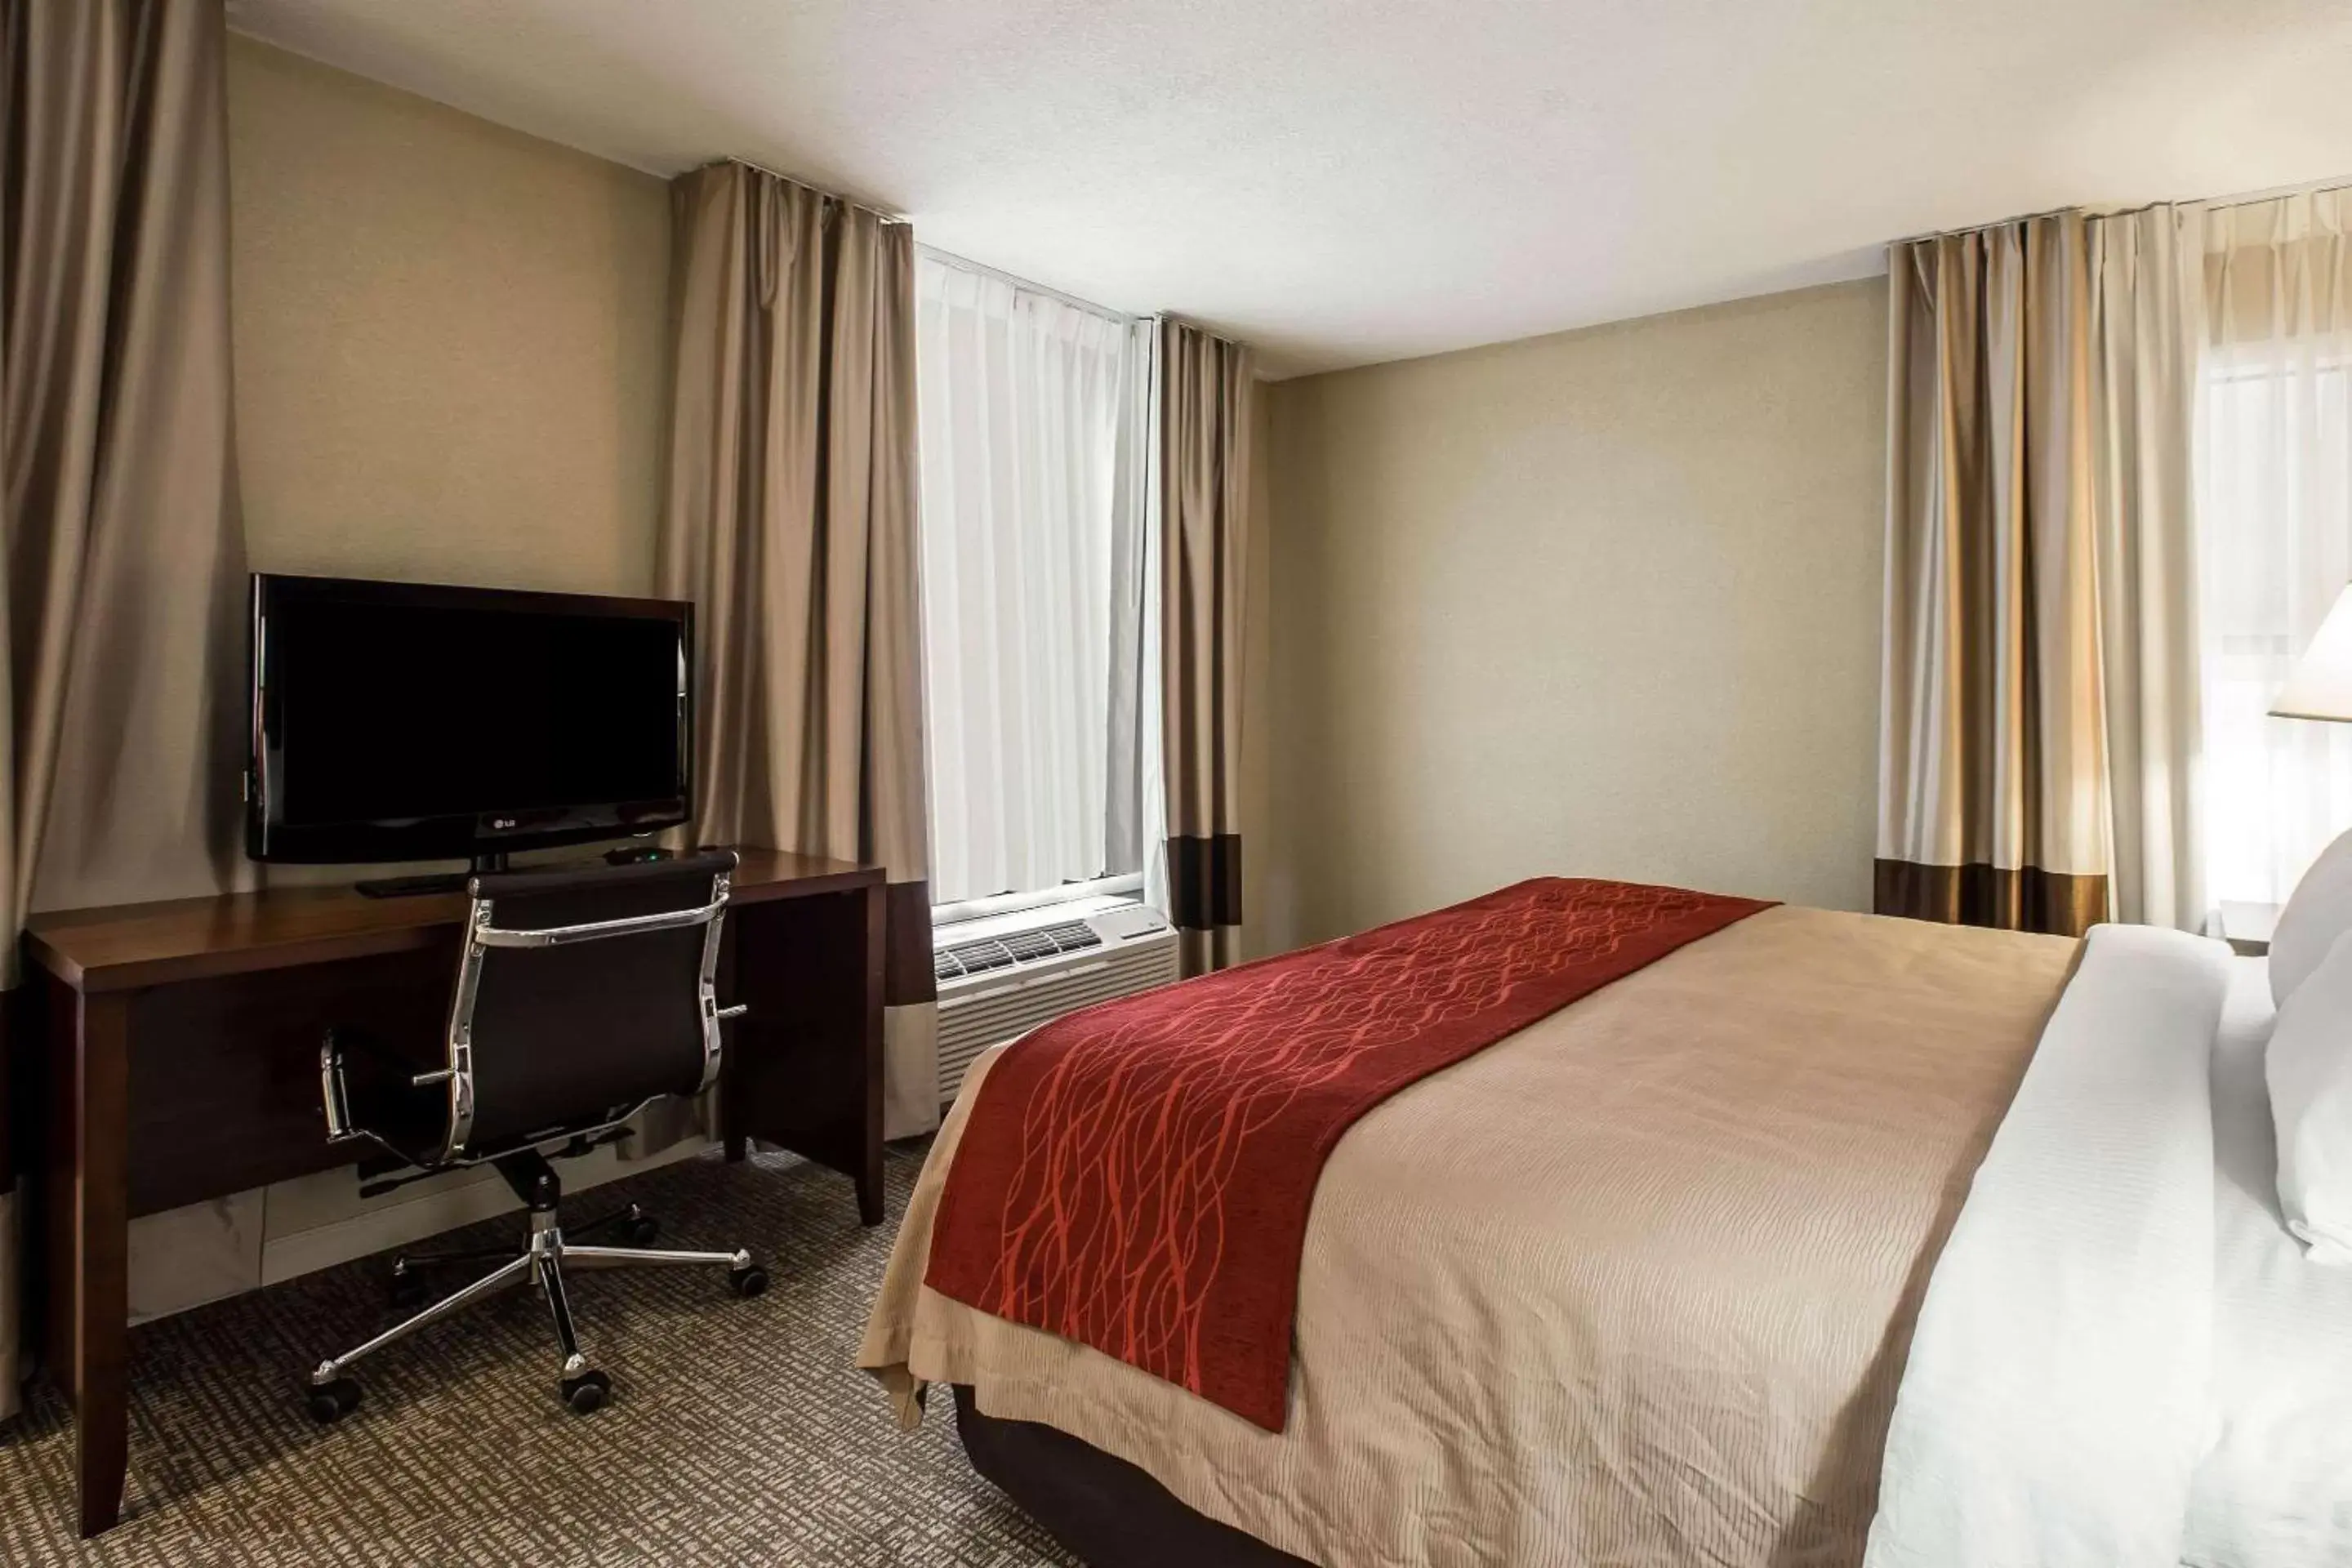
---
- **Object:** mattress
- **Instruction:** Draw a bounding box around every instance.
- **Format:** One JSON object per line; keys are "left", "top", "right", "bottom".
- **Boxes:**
{"left": 862, "top": 905, "right": 2077, "bottom": 1567}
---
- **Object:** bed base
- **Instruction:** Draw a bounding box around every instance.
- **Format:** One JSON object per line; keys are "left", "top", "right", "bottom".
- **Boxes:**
{"left": 951, "top": 1385, "right": 1312, "bottom": 1568}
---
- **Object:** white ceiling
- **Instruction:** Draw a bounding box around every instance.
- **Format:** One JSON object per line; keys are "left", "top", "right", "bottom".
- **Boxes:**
{"left": 225, "top": 0, "right": 2352, "bottom": 378}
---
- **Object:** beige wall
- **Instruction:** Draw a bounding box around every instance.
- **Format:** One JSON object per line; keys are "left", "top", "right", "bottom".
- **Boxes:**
{"left": 1241, "top": 386, "right": 1276, "bottom": 956}
{"left": 228, "top": 37, "right": 670, "bottom": 597}
{"left": 1260, "top": 279, "right": 1887, "bottom": 953}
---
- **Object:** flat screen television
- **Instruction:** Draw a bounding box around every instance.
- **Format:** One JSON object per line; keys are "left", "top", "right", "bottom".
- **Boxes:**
{"left": 247, "top": 574, "right": 693, "bottom": 867}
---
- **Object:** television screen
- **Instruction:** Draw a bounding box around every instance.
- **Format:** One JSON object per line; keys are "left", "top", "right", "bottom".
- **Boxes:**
{"left": 248, "top": 575, "right": 692, "bottom": 864}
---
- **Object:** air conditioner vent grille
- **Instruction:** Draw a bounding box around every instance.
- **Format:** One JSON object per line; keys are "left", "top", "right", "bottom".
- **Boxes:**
{"left": 933, "top": 919, "right": 1102, "bottom": 982}
{"left": 937, "top": 932, "right": 1180, "bottom": 1101}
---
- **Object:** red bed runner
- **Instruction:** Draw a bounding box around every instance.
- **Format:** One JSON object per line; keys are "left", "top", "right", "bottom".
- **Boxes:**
{"left": 924, "top": 876, "right": 1775, "bottom": 1431}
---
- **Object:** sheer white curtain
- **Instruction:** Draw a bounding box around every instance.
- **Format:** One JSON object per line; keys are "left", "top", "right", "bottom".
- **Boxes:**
{"left": 915, "top": 251, "right": 1155, "bottom": 905}
{"left": 2197, "top": 189, "right": 2352, "bottom": 908}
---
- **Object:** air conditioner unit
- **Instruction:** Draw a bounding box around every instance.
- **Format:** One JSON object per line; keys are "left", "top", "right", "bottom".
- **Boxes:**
{"left": 933, "top": 894, "right": 1179, "bottom": 1103}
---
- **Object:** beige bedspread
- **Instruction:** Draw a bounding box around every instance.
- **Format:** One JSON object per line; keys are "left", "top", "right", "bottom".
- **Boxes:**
{"left": 859, "top": 906, "right": 2076, "bottom": 1568}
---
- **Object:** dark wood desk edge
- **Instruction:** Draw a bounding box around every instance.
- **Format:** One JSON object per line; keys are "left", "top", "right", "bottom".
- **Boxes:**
{"left": 24, "top": 925, "right": 450, "bottom": 996}
{"left": 24, "top": 853, "right": 886, "bottom": 994}
{"left": 731, "top": 863, "right": 886, "bottom": 901}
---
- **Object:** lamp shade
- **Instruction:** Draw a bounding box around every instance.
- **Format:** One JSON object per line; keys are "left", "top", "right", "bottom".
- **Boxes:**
{"left": 2274, "top": 585, "right": 2352, "bottom": 723}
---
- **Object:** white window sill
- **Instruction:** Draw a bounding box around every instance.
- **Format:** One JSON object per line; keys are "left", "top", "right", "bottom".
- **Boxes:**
{"left": 932, "top": 872, "right": 1145, "bottom": 930}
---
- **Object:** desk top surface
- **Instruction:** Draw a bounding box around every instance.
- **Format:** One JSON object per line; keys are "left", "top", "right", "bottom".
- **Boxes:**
{"left": 25, "top": 846, "right": 881, "bottom": 993}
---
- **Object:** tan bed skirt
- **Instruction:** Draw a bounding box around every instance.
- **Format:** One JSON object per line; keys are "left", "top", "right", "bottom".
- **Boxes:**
{"left": 861, "top": 906, "right": 2076, "bottom": 1568}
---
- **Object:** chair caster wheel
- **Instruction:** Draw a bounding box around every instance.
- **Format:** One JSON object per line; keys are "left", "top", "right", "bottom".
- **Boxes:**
{"left": 729, "top": 1263, "right": 768, "bottom": 1299}
{"left": 305, "top": 1377, "right": 363, "bottom": 1424}
{"left": 560, "top": 1369, "right": 611, "bottom": 1415}
{"left": 623, "top": 1214, "right": 660, "bottom": 1247}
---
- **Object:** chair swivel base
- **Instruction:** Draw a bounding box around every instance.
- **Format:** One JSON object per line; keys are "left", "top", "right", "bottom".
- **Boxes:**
{"left": 304, "top": 1150, "right": 768, "bottom": 1423}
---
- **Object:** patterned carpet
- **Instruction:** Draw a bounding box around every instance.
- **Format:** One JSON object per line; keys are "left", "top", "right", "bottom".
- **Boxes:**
{"left": 0, "top": 1144, "right": 1081, "bottom": 1566}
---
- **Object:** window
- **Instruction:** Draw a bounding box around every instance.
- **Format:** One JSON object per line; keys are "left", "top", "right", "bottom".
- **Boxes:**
{"left": 913, "top": 252, "right": 1156, "bottom": 911}
{"left": 2197, "top": 345, "right": 2352, "bottom": 908}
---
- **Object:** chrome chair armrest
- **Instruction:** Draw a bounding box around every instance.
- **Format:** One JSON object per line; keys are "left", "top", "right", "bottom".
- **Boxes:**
{"left": 323, "top": 1028, "right": 450, "bottom": 1150}
{"left": 321, "top": 1035, "right": 360, "bottom": 1144}
{"left": 473, "top": 894, "right": 728, "bottom": 949}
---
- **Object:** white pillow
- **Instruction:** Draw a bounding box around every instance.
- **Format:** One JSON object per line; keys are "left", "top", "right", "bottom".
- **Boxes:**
{"left": 2270, "top": 827, "right": 2352, "bottom": 1006}
{"left": 2270, "top": 924, "right": 2352, "bottom": 1264}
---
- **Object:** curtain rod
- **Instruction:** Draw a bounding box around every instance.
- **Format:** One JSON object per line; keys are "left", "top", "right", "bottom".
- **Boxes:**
{"left": 710, "top": 167, "right": 1188, "bottom": 336}
{"left": 1891, "top": 176, "right": 2352, "bottom": 248}
{"left": 2200, "top": 176, "right": 2352, "bottom": 216}
{"left": 914, "top": 243, "right": 1143, "bottom": 323}
{"left": 906, "top": 248, "right": 1247, "bottom": 349}
{"left": 708, "top": 156, "right": 910, "bottom": 225}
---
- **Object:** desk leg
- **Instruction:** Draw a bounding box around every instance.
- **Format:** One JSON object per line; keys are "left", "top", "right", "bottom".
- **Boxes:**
{"left": 69, "top": 990, "right": 131, "bottom": 1537}
{"left": 857, "top": 880, "right": 885, "bottom": 1227}
{"left": 723, "top": 884, "right": 887, "bottom": 1227}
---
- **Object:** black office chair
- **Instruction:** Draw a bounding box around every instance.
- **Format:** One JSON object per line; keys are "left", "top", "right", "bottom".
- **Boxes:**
{"left": 308, "top": 850, "right": 766, "bottom": 1421}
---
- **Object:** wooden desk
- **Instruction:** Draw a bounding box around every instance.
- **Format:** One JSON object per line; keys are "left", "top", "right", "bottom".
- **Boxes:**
{"left": 20, "top": 846, "right": 884, "bottom": 1538}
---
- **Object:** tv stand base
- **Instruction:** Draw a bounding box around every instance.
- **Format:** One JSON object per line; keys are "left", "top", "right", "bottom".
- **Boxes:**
{"left": 354, "top": 851, "right": 511, "bottom": 899}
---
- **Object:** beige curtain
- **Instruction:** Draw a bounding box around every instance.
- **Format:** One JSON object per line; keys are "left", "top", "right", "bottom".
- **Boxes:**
{"left": 2090, "top": 207, "right": 2205, "bottom": 931}
{"left": 0, "top": 0, "right": 247, "bottom": 1419}
{"left": 657, "top": 161, "right": 938, "bottom": 1139}
{"left": 1158, "top": 320, "right": 1254, "bottom": 973}
{"left": 1878, "top": 207, "right": 2204, "bottom": 937}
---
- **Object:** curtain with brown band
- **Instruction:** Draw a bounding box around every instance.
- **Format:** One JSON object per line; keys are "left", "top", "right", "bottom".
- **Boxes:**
{"left": 1159, "top": 320, "right": 1254, "bottom": 974}
{"left": 1878, "top": 207, "right": 2205, "bottom": 938}
{"left": 657, "top": 160, "right": 938, "bottom": 1138}
{"left": 0, "top": 0, "right": 247, "bottom": 1420}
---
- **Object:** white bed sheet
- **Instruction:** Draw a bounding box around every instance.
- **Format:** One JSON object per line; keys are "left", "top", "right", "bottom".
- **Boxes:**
{"left": 2185, "top": 956, "right": 2352, "bottom": 1567}
{"left": 1864, "top": 924, "right": 2230, "bottom": 1568}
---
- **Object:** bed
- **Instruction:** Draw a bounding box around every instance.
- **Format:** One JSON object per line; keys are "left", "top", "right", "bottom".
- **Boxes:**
{"left": 859, "top": 887, "right": 2352, "bottom": 1567}
{"left": 2185, "top": 954, "right": 2352, "bottom": 1566}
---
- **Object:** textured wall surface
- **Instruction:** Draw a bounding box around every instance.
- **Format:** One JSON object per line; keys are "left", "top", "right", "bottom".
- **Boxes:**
{"left": 228, "top": 36, "right": 670, "bottom": 597}
{"left": 1260, "top": 280, "right": 1889, "bottom": 951}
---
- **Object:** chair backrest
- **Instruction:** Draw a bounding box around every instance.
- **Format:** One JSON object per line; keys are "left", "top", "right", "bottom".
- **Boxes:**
{"left": 442, "top": 850, "right": 739, "bottom": 1158}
